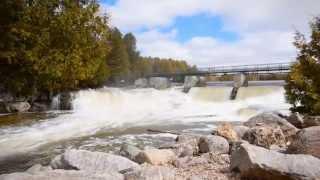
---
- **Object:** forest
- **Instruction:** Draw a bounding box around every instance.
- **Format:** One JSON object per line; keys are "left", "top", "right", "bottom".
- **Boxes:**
{"left": 0, "top": 0, "right": 194, "bottom": 99}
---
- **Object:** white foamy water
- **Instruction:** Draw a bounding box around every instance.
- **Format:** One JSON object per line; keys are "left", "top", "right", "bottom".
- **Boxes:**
{"left": 0, "top": 86, "right": 290, "bottom": 158}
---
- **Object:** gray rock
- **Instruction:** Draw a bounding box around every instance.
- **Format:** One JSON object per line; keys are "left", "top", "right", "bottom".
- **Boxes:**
{"left": 244, "top": 112, "right": 298, "bottom": 140}
{"left": 233, "top": 125, "right": 250, "bottom": 139}
{"left": 50, "top": 154, "right": 69, "bottom": 169}
{"left": 0, "top": 169, "right": 124, "bottom": 180}
{"left": 212, "top": 123, "right": 239, "bottom": 142}
{"left": 231, "top": 143, "right": 320, "bottom": 180}
{"left": 288, "top": 126, "right": 320, "bottom": 158}
{"left": 174, "top": 134, "right": 201, "bottom": 157}
{"left": 51, "top": 149, "right": 139, "bottom": 173}
{"left": 135, "top": 149, "right": 176, "bottom": 165}
{"left": 119, "top": 144, "right": 142, "bottom": 161}
{"left": 303, "top": 116, "right": 320, "bottom": 128}
{"left": 134, "top": 78, "right": 149, "bottom": 88}
{"left": 5, "top": 102, "right": 31, "bottom": 113}
{"left": 198, "top": 135, "right": 229, "bottom": 154}
{"left": 149, "top": 77, "right": 171, "bottom": 90}
{"left": 243, "top": 125, "right": 287, "bottom": 149}
{"left": 176, "top": 134, "right": 201, "bottom": 144}
{"left": 287, "top": 112, "right": 304, "bottom": 128}
{"left": 124, "top": 166, "right": 175, "bottom": 180}
{"left": 26, "top": 164, "right": 52, "bottom": 174}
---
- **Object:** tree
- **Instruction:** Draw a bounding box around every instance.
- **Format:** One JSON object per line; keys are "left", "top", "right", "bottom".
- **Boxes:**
{"left": 106, "top": 28, "right": 130, "bottom": 83}
{"left": 123, "top": 33, "right": 140, "bottom": 80}
{"left": 285, "top": 17, "right": 320, "bottom": 115}
{"left": 0, "top": 0, "right": 111, "bottom": 97}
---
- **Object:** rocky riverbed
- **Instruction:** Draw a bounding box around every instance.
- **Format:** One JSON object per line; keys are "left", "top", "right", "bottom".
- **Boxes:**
{"left": 1, "top": 112, "right": 320, "bottom": 180}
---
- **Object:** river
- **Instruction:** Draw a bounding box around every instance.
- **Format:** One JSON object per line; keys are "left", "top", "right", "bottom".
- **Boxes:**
{"left": 0, "top": 83, "right": 290, "bottom": 173}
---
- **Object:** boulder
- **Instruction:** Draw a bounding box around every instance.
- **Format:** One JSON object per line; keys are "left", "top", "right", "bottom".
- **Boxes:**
{"left": 135, "top": 149, "right": 176, "bottom": 165}
{"left": 50, "top": 154, "right": 69, "bottom": 169}
{"left": 26, "top": 164, "right": 52, "bottom": 174}
{"left": 198, "top": 135, "right": 229, "bottom": 154}
{"left": 124, "top": 166, "right": 176, "bottom": 180}
{"left": 244, "top": 112, "right": 298, "bottom": 140}
{"left": 231, "top": 143, "right": 320, "bottom": 180}
{"left": 134, "top": 78, "right": 149, "bottom": 88}
{"left": 232, "top": 125, "right": 250, "bottom": 139}
{"left": 243, "top": 125, "right": 287, "bottom": 149}
{"left": 183, "top": 76, "right": 200, "bottom": 93}
{"left": 119, "top": 144, "right": 142, "bottom": 162}
{"left": 50, "top": 149, "right": 139, "bottom": 173}
{"left": 212, "top": 123, "right": 239, "bottom": 142}
{"left": 175, "top": 134, "right": 201, "bottom": 157}
{"left": 5, "top": 102, "right": 31, "bottom": 113}
{"left": 303, "top": 116, "right": 320, "bottom": 128}
{"left": 0, "top": 169, "right": 124, "bottom": 180}
{"left": 149, "top": 77, "right": 171, "bottom": 90}
{"left": 288, "top": 126, "right": 320, "bottom": 158}
{"left": 287, "top": 112, "right": 304, "bottom": 128}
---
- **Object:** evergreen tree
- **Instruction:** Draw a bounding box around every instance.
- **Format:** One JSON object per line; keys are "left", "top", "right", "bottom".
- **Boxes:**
{"left": 106, "top": 28, "right": 130, "bottom": 83}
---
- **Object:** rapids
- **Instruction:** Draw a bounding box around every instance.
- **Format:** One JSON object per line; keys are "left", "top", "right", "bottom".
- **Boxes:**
{"left": 0, "top": 85, "right": 290, "bottom": 173}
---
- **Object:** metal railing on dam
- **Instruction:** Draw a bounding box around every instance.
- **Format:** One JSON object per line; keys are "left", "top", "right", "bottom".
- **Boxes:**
{"left": 149, "top": 62, "right": 293, "bottom": 77}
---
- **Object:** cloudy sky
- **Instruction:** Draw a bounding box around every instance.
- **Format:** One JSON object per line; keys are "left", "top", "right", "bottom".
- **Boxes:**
{"left": 100, "top": 0, "right": 319, "bottom": 67}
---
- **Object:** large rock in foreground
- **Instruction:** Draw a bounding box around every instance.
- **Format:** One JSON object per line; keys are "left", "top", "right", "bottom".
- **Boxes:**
{"left": 212, "top": 123, "right": 239, "bottom": 142}
{"left": 243, "top": 125, "right": 286, "bottom": 149}
{"left": 198, "top": 135, "right": 229, "bottom": 154}
{"left": 50, "top": 149, "right": 139, "bottom": 173}
{"left": 244, "top": 112, "right": 298, "bottom": 139}
{"left": 119, "top": 144, "right": 142, "bottom": 161}
{"left": 175, "top": 134, "right": 201, "bottom": 157}
{"left": 135, "top": 149, "right": 176, "bottom": 165}
{"left": 0, "top": 169, "right": 124, "bottom": 180}
{"left": 231, "top": 143, "right": 320, "bottom": 180}
{"left": 288, "top": 126, "right": 320, "bottom": 158}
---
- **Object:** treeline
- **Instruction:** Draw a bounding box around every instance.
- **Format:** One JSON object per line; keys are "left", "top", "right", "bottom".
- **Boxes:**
{"left": 0, "top": 0, "right": 194, "bottom": 99}
{"left": 106, "top": 28, "right": 195, "bottom": 84}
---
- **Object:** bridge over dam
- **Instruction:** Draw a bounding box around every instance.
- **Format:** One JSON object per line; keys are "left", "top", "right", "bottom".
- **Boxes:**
{"left": 135, "top": 62, "right": 292, "bottom": 99}
{"left": 145, "top": 62, "right": 291, "bottom": 87}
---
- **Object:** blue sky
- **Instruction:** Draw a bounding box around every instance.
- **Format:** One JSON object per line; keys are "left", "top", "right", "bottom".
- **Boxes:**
{"left": 100, "top": 0, "right": 319, "bottom": 66}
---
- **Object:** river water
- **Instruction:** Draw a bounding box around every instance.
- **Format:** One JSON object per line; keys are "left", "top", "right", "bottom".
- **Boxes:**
{"left": 0, "top": 84, "right": 290, "bottom": 173}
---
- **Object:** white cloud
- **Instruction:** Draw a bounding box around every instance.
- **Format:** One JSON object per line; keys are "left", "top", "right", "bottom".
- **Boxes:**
{"left": 137, "top": 29, "right": 296, "bottom": 66}
{"left": 100, "top": 0, "right": 320, "bottom": 66}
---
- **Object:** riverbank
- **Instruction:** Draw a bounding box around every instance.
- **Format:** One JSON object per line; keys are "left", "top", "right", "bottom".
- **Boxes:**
{"left": 1, "top": 112, "right": 319, "bottom": 179}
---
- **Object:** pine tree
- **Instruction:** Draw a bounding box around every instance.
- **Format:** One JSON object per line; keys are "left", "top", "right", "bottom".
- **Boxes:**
{"left": 106, "top": 28, "right": 130, "bottom": 83}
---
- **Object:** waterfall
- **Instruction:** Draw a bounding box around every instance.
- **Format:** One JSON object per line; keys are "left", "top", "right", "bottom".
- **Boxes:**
{"left": 0, "top": 86, "right": 290, "bottom": 158}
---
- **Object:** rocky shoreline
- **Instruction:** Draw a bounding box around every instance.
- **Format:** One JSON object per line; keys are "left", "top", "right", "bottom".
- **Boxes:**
{"left": 1, "top": 112, "right": 320, "bottom": 180}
